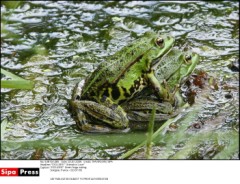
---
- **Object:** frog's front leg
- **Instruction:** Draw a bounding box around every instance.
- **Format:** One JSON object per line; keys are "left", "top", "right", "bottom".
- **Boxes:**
{"left": 162, "top": 81, "right": 186, "bottom": 107}
{"left": 71, "top": 98, "right": 129, "bottom": 132}
{"left": 147, "top": 72, "right": 175, "bottom": 104}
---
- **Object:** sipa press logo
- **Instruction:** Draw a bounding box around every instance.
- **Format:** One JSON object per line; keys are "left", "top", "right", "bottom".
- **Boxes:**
{"left": 0, "top": 168, "right": 18, "bottom": 176}
{"left": 0, "top": 168, "right": 39, "bottom": 177}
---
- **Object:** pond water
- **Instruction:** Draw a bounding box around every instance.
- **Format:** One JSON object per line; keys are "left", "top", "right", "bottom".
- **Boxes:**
{"left": 1, "top": 1, "right": 239, "bottom": 159}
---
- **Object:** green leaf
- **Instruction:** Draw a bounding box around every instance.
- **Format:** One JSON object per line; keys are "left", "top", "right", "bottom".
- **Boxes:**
{"left": 145, "top": 105, "right": 156, "bottom": 159}
{"left": 1, "top": 80, "right": 34, "bottom": 89}
{"left": 1, "top": 119, "right": 8, "bottom": 141}
{"left": 1, "top": 68, "right": 34, "bottom": 89}
{"left": 1, "top": 68, "right": 22, "bottom": 80}
{"left": 2, "top": 1, "right": 21, "bottom": 9}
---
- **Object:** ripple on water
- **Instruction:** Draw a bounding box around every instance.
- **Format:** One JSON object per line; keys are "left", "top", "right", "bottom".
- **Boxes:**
{"left": 1, "top": 1, "right": 239, "bottom": 159}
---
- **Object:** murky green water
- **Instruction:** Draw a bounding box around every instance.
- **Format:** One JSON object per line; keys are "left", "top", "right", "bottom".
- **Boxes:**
{"left": 1, "top": 1, "right": 239, "bottom": 159}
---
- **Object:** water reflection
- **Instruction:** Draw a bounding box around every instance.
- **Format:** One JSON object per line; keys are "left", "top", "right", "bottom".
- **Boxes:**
{"left": 1, "top": 1, "right": 239, "bottom": 159}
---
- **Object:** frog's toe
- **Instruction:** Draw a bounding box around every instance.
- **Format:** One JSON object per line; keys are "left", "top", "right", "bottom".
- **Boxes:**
{"left": 81, "top": 124, "right": 113, "bottom": 133}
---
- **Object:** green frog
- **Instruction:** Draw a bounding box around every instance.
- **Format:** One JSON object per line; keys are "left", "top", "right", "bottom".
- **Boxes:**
{"left": 123, "top": 48, "right": 200, "bottom": 127}
{"left": 71, "top": 32, "right": 175, "bottom": 132}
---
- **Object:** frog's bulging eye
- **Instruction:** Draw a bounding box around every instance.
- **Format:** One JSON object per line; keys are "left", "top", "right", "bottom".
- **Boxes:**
{"left": 185, "top": 54, "right": 192, "bottom": 64}
{"left": 156, "top": 37, "right": 164, "bottom": 46}
{"left": 185, "top": 55, "right": 191, "bottom": 60}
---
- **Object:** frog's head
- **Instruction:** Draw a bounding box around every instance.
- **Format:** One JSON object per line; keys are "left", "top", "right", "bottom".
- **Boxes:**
{"left": 181, "top": 51, "right": 200, "bottom": 78}
{"left": 172, "top": 51, "right": 200, "bottom": 87}
{"left": 147, "top": 34, "right": 175, "bottom": 68}
{"left": 164, "top": 50, "right": 200, "bottom": 90}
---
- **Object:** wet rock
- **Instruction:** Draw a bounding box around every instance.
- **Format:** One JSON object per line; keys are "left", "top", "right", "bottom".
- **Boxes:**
{"left": 228, "top": 58, "right": 239, "bottom": 72}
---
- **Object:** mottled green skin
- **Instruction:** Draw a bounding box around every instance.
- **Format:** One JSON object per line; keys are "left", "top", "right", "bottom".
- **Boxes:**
{"left": 71, "top": 32, "right": 174, "bottom": 132}
{"left": 154, "top": 48, "right": 187, "bottom": 103}
{"left": 81, "top": 32, "right": 174, "bottom": 104}
{"left": 165, "top": 51, "right": 200, "bottom": 91}
{"left": 124, "top": 49, "right": 200, "bottom": 125}
{"left": 155, "top": 48, "right": 200, "bottom": 103}
{"left": 156, "top": 48, "right": 185, "bottom": 83}
{"left": 129, "top": 48, "right": 190, "bottom": 104}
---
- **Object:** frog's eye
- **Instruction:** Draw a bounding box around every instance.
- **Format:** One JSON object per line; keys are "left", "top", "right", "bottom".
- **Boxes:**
{"left": 156, "top": 37, "right": 164, "bottom": 46}
{"left": 185, "top": 54, "right": 192, "bottom": 64}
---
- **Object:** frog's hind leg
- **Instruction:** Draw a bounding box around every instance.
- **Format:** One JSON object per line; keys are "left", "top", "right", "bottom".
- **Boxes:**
{"left": 72, "top": 100, "right": 129, "bottom": 132}
{"left": 73, "top": 108, "right": 113, "bottom": 133}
